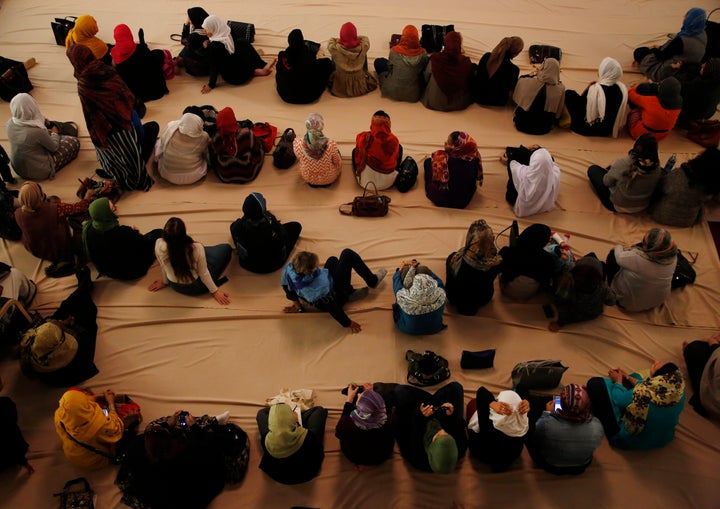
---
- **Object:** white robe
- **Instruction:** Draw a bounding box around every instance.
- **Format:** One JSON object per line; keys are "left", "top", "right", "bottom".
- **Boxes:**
{"left": 509, "top": 148, "right": 560, "bottom": 217}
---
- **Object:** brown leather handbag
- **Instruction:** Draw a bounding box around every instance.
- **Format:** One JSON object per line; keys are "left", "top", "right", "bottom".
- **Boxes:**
{"left": 339, "top": 182, "right": 391, "bottom": 217}
{"left": 686, "top": 119, "right": 720, "bottom": 148}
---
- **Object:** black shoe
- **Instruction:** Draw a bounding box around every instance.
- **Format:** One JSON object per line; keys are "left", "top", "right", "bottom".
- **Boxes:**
{"left": 95, "top": 168, "right": 113, "bottom": 179}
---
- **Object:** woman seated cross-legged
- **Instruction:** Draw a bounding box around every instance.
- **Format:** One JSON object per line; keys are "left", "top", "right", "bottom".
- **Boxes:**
{"left": 512, "top": 58, "right": 565, "bottom": 135}
{"left": 155, "top": 109, "right": 210, "bottom": 185}
{"left": 276, "top": 29, "right": 333, "bottom": 104}
{"left": 327, "top": 22, "right": 377, "bottom": 98}
{"left": 683, "top": 333, "right": 720, "bottom": 421}
{"left": 148, "top": 217, "right": 232, "bottom": 305}
{"left": 392, "top": 260, "right": 447, "bottom": 335}
{"left": 421, "top": 32, "right": 474, "bottom": 111}
{"left": 501, "top": 144, "right": 560, "bottom": 218}
{"left": 177, "top": 7, "right": 210, "bottom": 76}
{"left": 498, "top": 223, "right": 555, "bottom": 301}
{"left": 424, "top": 131, "right": 483, "bottom": 209}
{"left": 209, "top": 107, "right": 264, "bottom": 184}
{"left": 293, "top": 113, "right": 342, "bottom": 187}
{"left": 471, "top": 36, "right": 524, "bottom": 106}
{"left": 352, "top": 110, "right": 402, "bottom": 190}
{"left": 626, "top": 77, "right": 682, "bottom": 142}
{"left": 111, "top": 24, "right": 169, "bottom": 103}
{"left": 374, "top": 25, "right": 428, "bottom": 103}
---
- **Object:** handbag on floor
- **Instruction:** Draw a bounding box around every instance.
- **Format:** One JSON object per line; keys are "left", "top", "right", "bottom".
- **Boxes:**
{"left": 511, "top": 359, "right": 567, "bottom": 390}
{"left": 672, "top": 251, "right": 697, "bottom": 289}
{"left": 395, "top": 156, "right": 418, "bottom": 193}
{"left": 51, "top": 16, "right": 77, "bottom": 46}
{"left": 272, "top": 128, "right": 297, "bottom": 169}
{"left": 251, "top": 122, "right": 278, "bottom": 153}
{"left": 0, "top": 57, "right": 33, "bottom": 102}
{"left": 420, "top": 24, "right": 454, "bottom": 53}
{"left": 339, "top": 182, "right": 391, "bottom": 217}
{"left": 529, "top": 44, "right": 562, "bottom": 64}
{"left": 406, "top": 350, "right": 451, "bottom": 387}
{"left": 49, "top": 121, "right": 79, "bottom": 137}
{"left": 686, "top": 119, "right": 720, "bottom": 148}
{"left": 54, "top": 477, "right": 95, "bottom": 509}
{"left": 227, "top": 21, "right": 255, "bottom": 44}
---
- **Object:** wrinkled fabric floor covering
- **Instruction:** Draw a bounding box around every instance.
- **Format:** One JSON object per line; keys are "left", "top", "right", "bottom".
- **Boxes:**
{"left": 0, "top": 1, "right": 719, "bottom": 508}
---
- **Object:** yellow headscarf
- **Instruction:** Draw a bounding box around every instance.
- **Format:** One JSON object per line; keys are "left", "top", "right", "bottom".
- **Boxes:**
{"left": 264, "top": 403, "right": 308, "bottom": 458}
{"left": 65, "top": 14, "right": 109, "bottom": 59}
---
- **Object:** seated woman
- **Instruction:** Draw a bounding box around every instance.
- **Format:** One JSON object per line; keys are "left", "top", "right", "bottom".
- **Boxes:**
{"left": 156, "top": 110, "right": 210, "bottom": 185}
{"left": 276, "top": 29, "right": 333, "bottom": 104}
{"left": 683, "top": 333, "right": 720, "bottom": 420}
{"left": 65, "top": 14, "right": 111, "bottom": 62}
{"left": 498, "top": 223, "right": 555, "bottom": 300}
{"left": 586, "top": 361, "right": 685, "bottom": 449}
{"left": 527, "top": 384, "right": 603, "bottom": 474}
{"left": 421, "top": 32, "right": 473, "bottom": 111}
{"left": 374, "top": 25, "right": 428, "bottom": 103}
{"left": 200, "top": 15, "right": 275, "bottom": 94}
{"left": 54, "top": 387, "right": 140, "bottom": 469}
{"left": 651, "top": 147, "right": 720, "bottom": 227}
{"left": 547, "top": 254, "right": 615, "bottom": 332}
{"left": 605, "top": 228, "right": 677, "bottom": 312}
{"left": 471, "top": 36, "right": 524, "bottom": 106}
{"left": 678, "top": 58, "right": 720, "bottom": 125}
{"left": 512, "top": 58, "right": 565, "bottom": 135}
{"left": 293, "top": 113, "right": 342, "bottom": 187}
{"left": 83, "top": 198, "right": 161, "bottom": 280}
{"left": 445, "top": 220, "right": 502, "bottom": 315}
{"left": 111, "top": 24, "right": 169, "bottom": 103}
{"left": 634, "top": 8, "right": 708, "bottom": 82}
{"left": 68, "top": 44, "right": 155, "bottom": 192}
{"left": 335, "top": 382, "right": 397, "bottom": 467}
{"left": 230, "top": 192, "right": 302, "bottom": 274}
{"left": 19, "top": 267, "right": 98, "bottom": 386}
{"left": 116, "top": 410, "right": 248, "bottom": 508}
{"left": 327, "top": 22, "right": 377, "bottom": 98}
{"left": 0, "top": 397, "right": 33, "bottom": 475}
{"left": 149, "top": 217, "right": 232, "bottom": 305}
{"left": 392, "top": 260, "right": 447, "bottom": 335}
{"left": 352, "top": 110, "right": 402, "bottom": 190}
{"left": 209, "top": 107, "right": 264, "bottom": 184}
{"left": 587, "top": 134, "right": 661, "bottom": 213}
{"left": 501, "top": 144, "right": 560, "bottom": 217}
{"left": 424, "top": 131, "right": 482, "bottom": 209}
{"left": 0, "top": 263, "right": 36, "bottom": 308}
{"left": 281, "top": 249, "right": 387, "bottom": 333}
{"left": 15, "top": 182, "right": 92, "bottom": 277}
{"left": 626, "top": 77, "right": 682, "bottom": 141}
{"left": 177, "top": 7, "right": 210, "bottom": 76}
{"left": 466, "top": 387, "right": 529, "bottom": 472}
{"left": 394, "top": 382, "right": 467, "bottom": 474}
{"left": 564, "top": 57, "right": 628, "bottom": 137}
{"left": 6, "top": 93, "right": 80, "bottom": 180}
{"left": 256, "top": 402, "right": 327, "bottom": 484}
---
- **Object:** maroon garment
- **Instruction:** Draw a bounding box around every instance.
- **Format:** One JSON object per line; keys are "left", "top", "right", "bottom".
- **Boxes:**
{"left": 15, "top": 203, "right": 74, "bottom": 262}
{"left": 429, "top": 32, "right": 473, "bottom": 99}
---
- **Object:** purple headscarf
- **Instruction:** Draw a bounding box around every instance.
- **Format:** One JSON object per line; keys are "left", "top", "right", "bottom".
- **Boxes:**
{"left": 350, "top": 390, "right": 387, "bottom": 430}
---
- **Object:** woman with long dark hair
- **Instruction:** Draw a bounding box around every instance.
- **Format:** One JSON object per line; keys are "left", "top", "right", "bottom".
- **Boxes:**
{"left": 149, "top": 217, "right": 232, "bottom": 304}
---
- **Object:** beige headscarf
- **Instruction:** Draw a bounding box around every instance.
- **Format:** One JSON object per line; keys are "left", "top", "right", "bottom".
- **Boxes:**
{"left": 18, "top": 182, "right": 44, "bottom": 212}
{"left": 513, "top": 58, "right": 565, "bottom": 118}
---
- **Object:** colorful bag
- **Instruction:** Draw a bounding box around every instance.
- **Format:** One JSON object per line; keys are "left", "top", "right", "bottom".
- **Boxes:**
{"left": 76, "top": 177, "right": 123, "bottom": 203}
{"left": 339, "top": 182, "right": 391, "bottom": 217}
{"left": 406, "top": 350, "right": 451, "bottom": 387}
{"left": 686, "top": 119, "right": 720, "bottom": 148}
{"left": 211, "top": 128, "right": 265, "bottom": 184}
{"left": 54, "top": 477, "right": 94, "bottom": 509}
{"left": 272, "top": 128, "right": 297, "bottom": 169}
{"left": 50, "top": 16, "right": 77, "bottom": 46}
{"left": 251, "top": 122, "right": 278, "bottom": 153}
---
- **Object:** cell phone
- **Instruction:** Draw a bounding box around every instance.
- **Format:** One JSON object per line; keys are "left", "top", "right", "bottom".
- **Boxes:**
{"left": 102, "top": 408, "right": 109, "bottom": 417}
{"left": 553, "top": 396, "right": 561, "bottom": 412}
{"left": 432, "top": 405, "right": 444, "bottom": 413}
{"left": 178, "top": 411, "right": 189, "bottom": 427}
{"left": 341, "top": 384, "right": 365, "bottom": 396}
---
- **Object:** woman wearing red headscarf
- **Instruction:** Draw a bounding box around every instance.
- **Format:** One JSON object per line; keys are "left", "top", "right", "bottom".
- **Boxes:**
{"left": 421, "top": 32, "right": 474, "bottom": 111}
{"left": 327, "top": 22, "right": 377, "bottom": 98}
{"left": 209, "top": 107, "right": 264, "bottom": 184}
{"left": 352, "top": 111, "right": 402, "bottom": 190}
{"left": 374, "top": 25, "right": 428, "bottom": 102}
{"left": 111, "top": 24, "right": 168, "bottom": 102}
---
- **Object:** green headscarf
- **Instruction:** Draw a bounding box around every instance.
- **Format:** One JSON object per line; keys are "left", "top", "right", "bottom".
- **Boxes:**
{"left": 423, "top": 419, "right": 458, "bottom": 474}
{"left": 264, "top": 403, "right": 308, "bottom": 459}
{"left": 81, "top": 198, "right": 119, "bottom": 253}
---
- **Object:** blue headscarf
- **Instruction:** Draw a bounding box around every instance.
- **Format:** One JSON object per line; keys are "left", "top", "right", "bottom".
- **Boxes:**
{"left": 678, "top": 7, "right": 707, "bottom": 37}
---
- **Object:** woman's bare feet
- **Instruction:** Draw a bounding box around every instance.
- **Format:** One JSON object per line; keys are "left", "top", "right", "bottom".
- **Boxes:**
{"left": 255, "top": 58, "right": 277, "bottom": 77}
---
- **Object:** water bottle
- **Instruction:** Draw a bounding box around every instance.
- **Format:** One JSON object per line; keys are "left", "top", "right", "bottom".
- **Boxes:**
{"left": 663, "top": 153, "right": 676, "bottom": 173}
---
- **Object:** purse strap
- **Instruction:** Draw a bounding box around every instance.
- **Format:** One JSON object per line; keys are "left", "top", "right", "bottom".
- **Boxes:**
{"left": 59, "top": 422, "right": 117, "bottom": 462}
{"left": 362, "top": 181, "right": 379, "bottom": 198}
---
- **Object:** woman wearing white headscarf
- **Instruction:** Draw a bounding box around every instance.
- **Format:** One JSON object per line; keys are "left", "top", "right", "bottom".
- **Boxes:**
{"left": 512, "top": 58, "right": 565, "bottom": 134}
{"left": 155, "top": 111, "right": 210, "bottom": 185}
{"left": 200, "top": 14, "right": 275, "bottom": 94}
{"left": 565, "top": 57, "right": 628, "bottom": 137}
{"left": 500, "top": 145, "right": 560, "bottom": 218}
{"left": 392, "top": 260, "right": 447, "bottom": 335}
{"left": 466, "top": 387, "right": 529, "bottom": 471}
{"left": 6, "top": 93, "right": 80, "bottom": 180}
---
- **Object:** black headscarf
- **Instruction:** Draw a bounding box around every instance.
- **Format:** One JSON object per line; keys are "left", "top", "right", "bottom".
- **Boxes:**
{"left": 187, "top": 7, "right": 209, "bottom": 29}
{"left": 685, "top": 147, "right": 720, "bottom": 194}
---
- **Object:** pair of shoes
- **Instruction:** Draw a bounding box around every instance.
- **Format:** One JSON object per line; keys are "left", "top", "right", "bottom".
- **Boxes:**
{"left": 23, "top": 280, "right": 37, "bottom": 308}
{"left": 45, "top": 261, "right": 76, "bottom": 278}
{"left": 370, "top": 268, "right": 388, "bottom": 288}
{"left": 95, "top": 168, "right": 114, "bottom": 180}
{"left": 347, "top": 286, "right": 368, "bottom": 302}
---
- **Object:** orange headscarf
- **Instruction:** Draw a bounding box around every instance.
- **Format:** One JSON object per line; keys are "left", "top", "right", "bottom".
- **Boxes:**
{"left": 354, "top": 111, "right": 400, "bottom": 175}
{"left": 391, "top": 25, "right": 425, "bottom": 57}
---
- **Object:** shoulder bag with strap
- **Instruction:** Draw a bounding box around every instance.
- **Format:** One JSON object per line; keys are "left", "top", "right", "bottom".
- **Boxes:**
{"left": 339, "top": 182, "right": 391, "bottom": 217}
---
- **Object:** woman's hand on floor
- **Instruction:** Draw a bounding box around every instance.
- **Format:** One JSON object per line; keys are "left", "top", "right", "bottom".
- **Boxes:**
{"left": 201, "top": 84, "right": 212, "bottom": 94}
{"left": 213, "top": 290, "right": 230, "bottom": 305}
{"left": 148, "top": 280, "right": 167, "bottom": 292}
{"left": 348, "top": 320, "right": 362, "bottom": 333}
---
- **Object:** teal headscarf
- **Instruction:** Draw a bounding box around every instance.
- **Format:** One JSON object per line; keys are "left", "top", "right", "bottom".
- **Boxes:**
{"left": 81, "top": 198, "right": 119, "bottom": 253}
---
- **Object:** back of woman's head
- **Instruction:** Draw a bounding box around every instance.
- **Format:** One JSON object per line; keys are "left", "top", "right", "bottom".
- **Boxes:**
{"left": 292, "top": 251, "right": 319, "bottom": 275}
{"left": 686, "top": 147, "right": 720, "bottom": 194}
{"left": 18, "top": 182, "right": 44, "bottom": 211}
{"left": 182, "top": 105, "right": 204, "bottom": 120}
{"left": 653, "top": 362, "right": 679, "bottom": 377}
{"left": 162, "top": 217, "right": 194, "bottom": 279}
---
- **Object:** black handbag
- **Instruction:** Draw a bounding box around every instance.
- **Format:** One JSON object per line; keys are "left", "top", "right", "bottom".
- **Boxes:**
{"left": 672, "top": 251, "right": 697, "bottom": 289}
{"left": 529, "top": 44, "right": 562, "bottom": 64}
{"left": 54, "top": 477, "right": 95, "bottom": 509}
{"left": 395, "top": 156, "right": 418, "bottom": 193}
{"left": 406, "top": 350, "right": 451, "bottom": 387}
{"left": 0, "top": 57, "right": 33, "bottom": 102}
{"left": 227, "top": 21, "right": 255, "bottom": 44}
{"left": 420, "top": 24, "right": 455, "bottom": 53}
{"left": 51, "top": 17, "right": 77, "bottom": 46}
{"left": 511, "top": 359, "right": 567, "bottom": 390}
{"left": 272, "top": 128, "right": 297, "bottom": 169}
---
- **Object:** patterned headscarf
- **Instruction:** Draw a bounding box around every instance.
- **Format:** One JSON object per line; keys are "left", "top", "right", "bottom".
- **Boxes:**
{"left": 585, "top": 57, "right": 628, "bottom": 138}
{"left": 431, "top": 132, "right": 480, "bottom": 188}
{"left": 65, "top": 14, "right": 108, "bottom": 59}
{"left": 485, "top": 36, "right": 524, "bottom": 78}
{"left": 678, "top": 7, "right": 707, "bottom": 38}
{"left": 339, "top": 22, "right": 360, "bottom": 49}
{"left": 203, "top": 15, "right": 234, "bottom": 54}
{"left": 449, "top": 219, "right": 502, "bottom": 276}
{"left": 627, "top": 134, "right": 660, "bottom": 179}
{"left": 264, "top": 403, "right": 308, "bottom": 458}
{"left": 350, "top": 390, "right": 388, "bottom": 430}
{"left": 391, "top": 25, "right": 425, "bottom": 57}
{"left": 303, "top": 113, "right": 329, "bottom": 159}
{"left": 111, "top": 24, "right": 137, "bottom": 64}
{"left": 623, "top": 368, "right": 685, "bottom": 434}
{"left": 557, "top": 383, "right": 593, "bottom": 424}
{"left": 10, "top": 93, "right": 46, "bottom": 130}
{"left": 395, "top": 273, "right": 446, "bottom": 315}
{"left": 638, "top": 228, "right": 678, "bottom": 265}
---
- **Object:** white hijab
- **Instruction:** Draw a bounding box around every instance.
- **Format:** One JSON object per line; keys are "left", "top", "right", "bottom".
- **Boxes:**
{"left": 585, "top": 57, "right": 628, "bottom": 138}
{"left": 202, "top": 15, "right": 234, "bottom": 54}
{"left": 10, "top": 93, "right": 47, "bottom": 130}
{"left": 468, "top": 390, "right": 529, "bottom": 437}
{"left": 159, "top": 113, "right": 205, "bottom": 151}
{"left": 511, "top": 148, "right": 560, "bottom": 218}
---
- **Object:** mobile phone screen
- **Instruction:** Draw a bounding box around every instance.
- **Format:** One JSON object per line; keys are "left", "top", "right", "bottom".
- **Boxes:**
{"left": 553, "top": 396, "right": 561, "bottom": 411}
{"left": 102, "top": 408, "right": 109, "bottom": 416}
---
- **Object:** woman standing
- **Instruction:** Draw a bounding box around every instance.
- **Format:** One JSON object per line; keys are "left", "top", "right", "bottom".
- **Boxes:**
{"left": 276, "top": 29, "right": 333, "bottom": 104}
{"left": 149, "top": 217, "right": 232, "bottom": 304}
{"left": 327, "top": 22, "right": 377, "bottom": 98}
{"left": 67, "top": 44, "right": 155, "bottom": 191}
{"left": 424, "top": 131, "right": 483, "bottom": 209}
{"left": 293, "top": 113, "right": 342, "bottom": 187}
{"left": 421, "top": 32, "right": 474, "bottom": 111}
{"left": 471, "top": 36, "right": 524, "bottom": 106}
{"left": 375, "top": 25, "right": 428, "bottom": 103}
{"left": 65, "top": 14, "right": 110, "bottom": 62}
{"left": 512, "top": 58, "right": 566, "bottom": 135}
